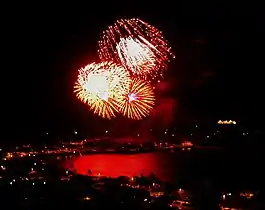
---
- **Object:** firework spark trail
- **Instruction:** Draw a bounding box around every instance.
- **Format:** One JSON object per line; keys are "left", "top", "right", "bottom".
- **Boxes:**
{"left": 116, "top": 36, "right": 156, "bottom": 77}
{"left": 118, "top": 78, "right": 155, "bottom": 120}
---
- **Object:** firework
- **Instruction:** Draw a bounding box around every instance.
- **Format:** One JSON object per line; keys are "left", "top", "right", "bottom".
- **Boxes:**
{"left": 74, "top": 62, "right": 131, "bottom": 119}
{"left": 118, "top": 78, "right": 155, "bottom": 120}
{"left": 116, "top": 37, "right": 157, "bottom": 77}
{"left": 98, "top": 18, "right": 174, "bottom": 80}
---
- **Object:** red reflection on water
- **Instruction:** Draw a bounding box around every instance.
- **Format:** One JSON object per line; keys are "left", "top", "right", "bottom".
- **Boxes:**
{"left": 67, "top": 153, "right": 176, "bottom": 182}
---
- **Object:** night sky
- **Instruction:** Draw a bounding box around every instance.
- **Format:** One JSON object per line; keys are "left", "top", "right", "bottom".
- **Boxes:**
{"left": 2, "top": 3, "right": 265, "bottom": 139}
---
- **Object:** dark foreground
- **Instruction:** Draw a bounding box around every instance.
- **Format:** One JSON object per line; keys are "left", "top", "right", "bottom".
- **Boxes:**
{"left": 1, "top": 149, "right": 265, "bottom": 209}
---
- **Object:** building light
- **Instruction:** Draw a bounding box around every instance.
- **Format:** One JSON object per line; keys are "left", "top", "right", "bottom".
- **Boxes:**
{"left": 217, "top": 120, "right": 236, "bottom": 125}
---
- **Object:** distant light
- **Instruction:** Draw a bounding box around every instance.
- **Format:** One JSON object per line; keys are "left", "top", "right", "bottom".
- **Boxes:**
{"left": 34, "top": 163, "right": 36, "bottom": 165}
{"left": 46, "top": 132, "right": 48, "bottom": 135}
{"left": 74, "top": 131, "right": 77, "bottom": 135}
{"left": 10, "top": 182, "right": 12, "bottom": 185}
{"left": 43, "top": 181, "right": 46, "bottom": 184}
{"left": 217, "top": 120, "right": 236, "bottom": 125}
{"left": 105, "top": 130, "right": 108, "bottom": 133}
{"left": 32, "top": 182, "right": 35, "bottom": 185}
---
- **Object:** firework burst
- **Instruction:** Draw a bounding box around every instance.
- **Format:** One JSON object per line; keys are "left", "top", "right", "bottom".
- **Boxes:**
{"left": 118, "top": 78, "right": 155, "bottom": 120}
{"left": 74, "top": 62, "right": 131, "bottom": 119}
{"left": 98, "top": 18, "right": 174, "bottom": 80}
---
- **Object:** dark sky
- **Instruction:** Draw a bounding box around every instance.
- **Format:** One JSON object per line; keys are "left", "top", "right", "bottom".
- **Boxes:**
{"left": 2, "top": 3, "right": 265, "bottom": 137}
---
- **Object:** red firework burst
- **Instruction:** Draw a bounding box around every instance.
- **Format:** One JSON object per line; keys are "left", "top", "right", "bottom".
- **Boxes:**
{"left": 98, "top": 18, "right": 174, "bottom": 80}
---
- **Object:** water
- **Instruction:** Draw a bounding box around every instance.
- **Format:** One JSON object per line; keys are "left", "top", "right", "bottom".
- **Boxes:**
{"left": 65, "top": 149, "right": 264, "bottom": 190}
